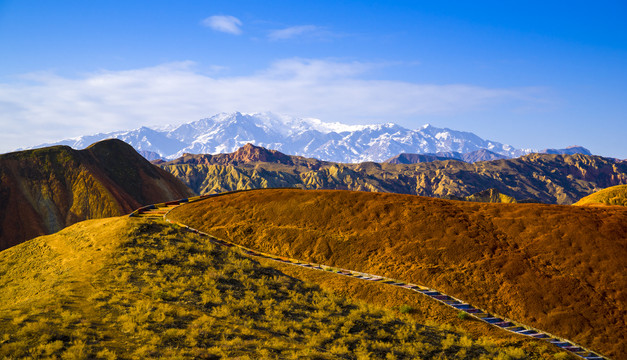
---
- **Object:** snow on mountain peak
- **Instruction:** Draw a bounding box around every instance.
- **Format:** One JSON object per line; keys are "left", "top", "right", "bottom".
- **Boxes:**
{"left": 26, "top": 112, "right": 533, "bottom": 162}
{"left": 299, "top": 117, "right": 369, "bottom": 134}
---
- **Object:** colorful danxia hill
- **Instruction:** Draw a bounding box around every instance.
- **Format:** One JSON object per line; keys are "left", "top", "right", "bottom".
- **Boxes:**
{"left": 0, "top": 139, "right": 193, "bottom": 250}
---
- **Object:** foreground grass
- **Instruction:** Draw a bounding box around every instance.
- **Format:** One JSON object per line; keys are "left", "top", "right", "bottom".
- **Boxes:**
{"left": 1, "top": 217, "right": 559, "bottom": 359}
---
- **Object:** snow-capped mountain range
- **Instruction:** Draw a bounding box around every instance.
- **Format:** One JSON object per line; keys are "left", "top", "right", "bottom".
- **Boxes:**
{"left": 31, "top": 112, "right": 534, "bottom": 163}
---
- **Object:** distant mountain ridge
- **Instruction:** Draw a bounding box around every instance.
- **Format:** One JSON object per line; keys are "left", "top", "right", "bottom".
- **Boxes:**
{"left": 384, "top": 149, "right": 508, "bottom": 164}
{"left": 541, "top": 145, "right": 592, "bottom": 156}
{"left": 27, "top": 112, "right": 554, "bottom": 163}
{"left": 158, "top": 143, "right": 627, "bottom": 205}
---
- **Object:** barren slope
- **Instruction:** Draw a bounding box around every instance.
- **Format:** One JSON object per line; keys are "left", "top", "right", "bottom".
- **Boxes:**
{"left": 168, "top": 189, "right": 627, "bottom": 359}
{"left": 0, "top": 139, "right": 194, "bottom": 251}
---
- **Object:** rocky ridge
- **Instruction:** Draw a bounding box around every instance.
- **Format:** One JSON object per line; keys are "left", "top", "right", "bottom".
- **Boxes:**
{"left": 385, "top": 149, "right": 508, "bottom": 164}
{"left": 158, "top": 144, "right": 627, "bottom": 205}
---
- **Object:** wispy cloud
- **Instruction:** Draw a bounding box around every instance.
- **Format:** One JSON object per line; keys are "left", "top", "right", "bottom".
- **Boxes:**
{"left": 202, "top": 15, "right": 242, "bottom": 35}
{"left": 268, "top": 25, "right": 320, "bottom": 40}
{"left": 0, "top": 59, "right": 545, "bottom": 152}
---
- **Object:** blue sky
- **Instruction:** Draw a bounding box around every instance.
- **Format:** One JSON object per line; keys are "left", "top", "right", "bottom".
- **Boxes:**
{"left": 1, "top": 0, "right": 626, "bottom": 157}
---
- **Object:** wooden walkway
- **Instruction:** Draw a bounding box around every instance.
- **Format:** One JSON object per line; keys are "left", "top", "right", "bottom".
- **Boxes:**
{"left": 130, "top": 191, "right": 607, "bottom": 360}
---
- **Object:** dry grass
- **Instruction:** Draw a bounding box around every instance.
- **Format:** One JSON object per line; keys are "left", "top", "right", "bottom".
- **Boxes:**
{"left": 574, "top": 184, "right": 627, "bottom": 206}
{"left": 168, "top": 188, "right": 627, "bottom": 359}
{"left": 0, "top": 216, "right": 561, "bottom": 359}
{"left": 256, "top": 255, "right": 559, "bottom": 354}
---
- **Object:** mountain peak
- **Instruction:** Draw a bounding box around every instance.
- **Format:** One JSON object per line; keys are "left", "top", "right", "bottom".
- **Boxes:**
{"left": 86, "top": 138, "right": 137, "bottom": 152}
{"left": 163, "top": 143, "right": 295, "bottom": 166}
{"left": 26, "top": 112, "right": 539, "bottom": 163}
{"left": 231, "top": 143, "right": 293, "bottom": 164}
{"left": 541, "top": 146, "right": 591, "bottom": 156}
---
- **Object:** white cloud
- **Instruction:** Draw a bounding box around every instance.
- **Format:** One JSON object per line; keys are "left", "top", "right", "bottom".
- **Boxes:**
{"left": 202, "top": 15, "right": 242, "bottom": 35}
{"left": 268, "top": 25, "right": 319, "bottom": 40}
{"left": 0, "top": 59, "right": 544, "bottom": 152}
{"left": 261, "top": 58, "right": 373, "bottom": 79}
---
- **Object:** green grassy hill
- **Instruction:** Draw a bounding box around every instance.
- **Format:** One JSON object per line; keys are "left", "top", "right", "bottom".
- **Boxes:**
{"left": 0, "top": 139, "right": 194, "bottom": 251}
{"left": 0, "top": 216, "right": 562, "bottom": 359}
{"left": 574, "top": 184, "right": 627, "bottom": 206}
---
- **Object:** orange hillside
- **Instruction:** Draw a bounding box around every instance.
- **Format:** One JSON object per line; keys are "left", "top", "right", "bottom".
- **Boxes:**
{"left": 168, "top": 189, "right": 627, "bottom": 359}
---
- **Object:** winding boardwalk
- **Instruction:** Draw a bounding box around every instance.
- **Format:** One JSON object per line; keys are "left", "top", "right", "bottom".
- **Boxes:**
{"left": 130, "top": 191, "right": 607, "bottom": 360}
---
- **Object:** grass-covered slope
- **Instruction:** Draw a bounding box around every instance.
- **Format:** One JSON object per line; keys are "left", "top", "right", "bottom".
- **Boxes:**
{"left": 0, "top": 217, "right": 558, "bottom": 359}
{"left": 0, "top": 139, "right": 194, "bottom": 251}
{"left": 159, "top": 144, "right": 627, "bottom": 205}
{"left": 168, "top": 189, "right": 627, "bottom": 359}
{"left": 574, "top": 184, "right": 627, "bottom": 206}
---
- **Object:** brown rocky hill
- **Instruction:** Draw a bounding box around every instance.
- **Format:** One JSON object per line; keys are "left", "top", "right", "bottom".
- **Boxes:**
{"left": 168, "top": 189, "right": 627, "bottom": 359}
{"left": 0, "top": 139, "right": 194, "bottom": 251}
{"left": 156, "top": 143, "right": 304, "bottom": 167}
{"left": 158, "top": 144, "right": 627, "bottom": 204}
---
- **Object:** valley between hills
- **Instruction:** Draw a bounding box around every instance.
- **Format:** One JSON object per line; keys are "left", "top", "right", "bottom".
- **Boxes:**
{"left": 1, "top": 139, "right": 626, "bottom": 359}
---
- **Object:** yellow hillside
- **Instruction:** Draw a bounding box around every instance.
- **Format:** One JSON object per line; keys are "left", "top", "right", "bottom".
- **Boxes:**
{"left": 574, "top": 184, "right": 627, "bottom": 206}
{"left": 0, "top": 216, "right": 561, "bottom": 359}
